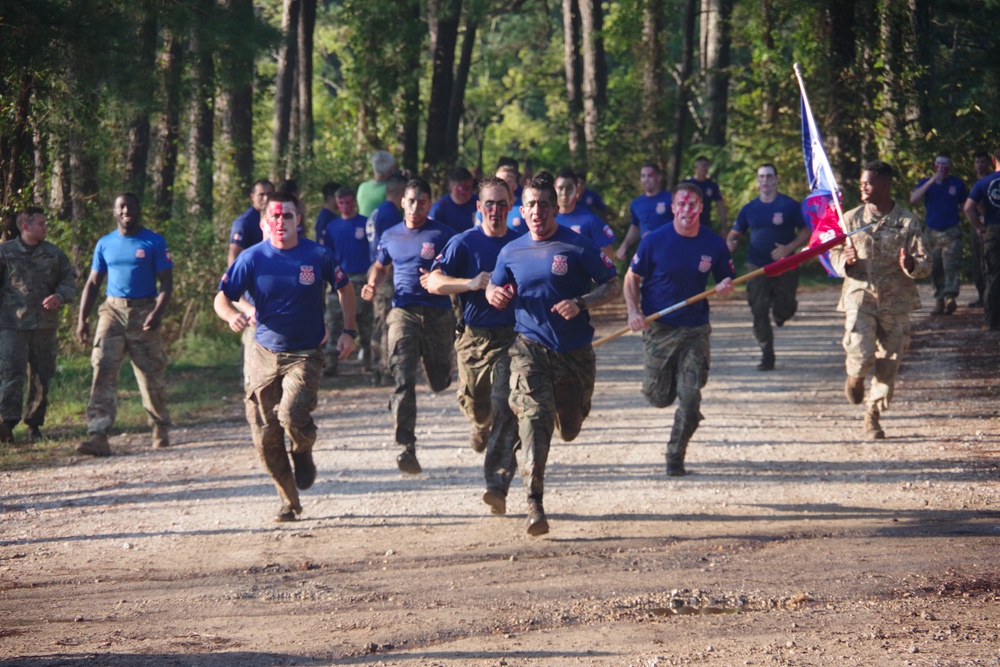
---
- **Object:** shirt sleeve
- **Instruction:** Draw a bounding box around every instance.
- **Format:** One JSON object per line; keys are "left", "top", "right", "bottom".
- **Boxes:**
{"left": 432, "top": 235, "right": 462, "bottom": 276}
{"left": 219, "top": 253, "right": 249, "bottom": 301}
{"left": 323, "top": 247, "right": 350, "bottom": 291}
{"left": 91, "top": 239, "right": 107, "bottom": 274}
{"left": 154, "top": 236, "right": 173, "bottom": 271}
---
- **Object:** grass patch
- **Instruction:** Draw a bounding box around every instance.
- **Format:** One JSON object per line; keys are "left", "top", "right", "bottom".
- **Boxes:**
{"left": 0, "top": 334, "right": 245, "bottom": 471}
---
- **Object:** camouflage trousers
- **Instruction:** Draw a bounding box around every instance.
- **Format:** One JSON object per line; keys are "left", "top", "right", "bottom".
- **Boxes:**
{"left": 87, "top": 298, "right": 170, "bottom": 436}
{"left": 386, "top": 305, "right": 455, "bottom": 448}
{"left": 842, "top": 308, "right": 910, "bottom": 412}
{"left": 642, "top": 322, "right": 710, "bottom": 463}
{"left": 982, "top": 226, "right": 1000, "bottom": 330}
{"left": 0, "top": 327, "right": 57, "bottom": 427}
{"left": 324, "top": 273, "right": 374, "bottom": 372}
{"left": 508, "top": 335, "right": 595, "bottom": 500}
{"left": 370, "top": 267, "right": 395, "bottom": 377}
{"left": 453, "top": 325, "right": 519, "bottom": 495}
{"left": 746, "top": 268, "right": 799, "bottom": 348}
{"left": 244, "top": 341, "right": 324, "bottom": 511}
{"left": 926, "top": 226, "right": 963, "bottom": 300}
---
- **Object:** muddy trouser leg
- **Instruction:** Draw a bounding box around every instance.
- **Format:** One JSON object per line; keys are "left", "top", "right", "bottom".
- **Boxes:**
{"left": 927, "top": 227, "right": 963, "bottom": 300}
{"left": 508, "top": 336, "right": 555, "bottom": 502}
{"left": 970, "top": 228, "right": 985, "bottom": 301}
{"left": 770, "top": 269, "right": 800, "bottom": 326}
{"left": 245, "top": 341, "right": 299, "bottom": 511}
{"left": 418, "top": 306, "right": 455, "bottom": 394}
{"left": 388, "top": 307, "right": 420, "bottom": 449}
{"left": 455, "top": 327, "right": 497, "bottom": 436}
{"left": 23, "top": 328, "right": 58, "bottom": 428}
{"left": 0, "top": 329, "right": 28, "bottom": 426}
{"left": 483, "top": 330, "right": 518, "bottom": 495}
{"left": 277, "top": 348, "right": 323, "bottom": 455}
{"left": 86, "top": 302, "right": 129, "bottom": 436}
{"left": 351, "top": 274, "right": 375, "bottom": 370}
{"left": 371, "top": 268, "right": 394, "bottom": 375}
{"left": 323, "top": 288, "right": 344, "bottom": 370}
{"left": 746, "top": 272, "right": 774, "bottom": 353}
{"left": 643, "top": 323, "right": 709, "bottom": 464}
{"left": 868, "top": 312, "right": 910, "bottom": 413}
{"left": 551, "top": 345, "right": 595, "bottom": 443}
{"left": 125, "top": 305, "right": 171, "bottom": 429}
{"left": 241, "top": 324, "right": 256, "bottom": 389}
{"left": 842, "top": 308, "right": 878, "bottom": 393}
{"left": 982, "top": 227, "right": 1000, "bottom": 329}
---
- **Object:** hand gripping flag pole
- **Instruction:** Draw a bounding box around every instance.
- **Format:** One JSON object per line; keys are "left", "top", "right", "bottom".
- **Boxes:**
{"left": 592, "top": 225, "right": 870, "bottom": 349}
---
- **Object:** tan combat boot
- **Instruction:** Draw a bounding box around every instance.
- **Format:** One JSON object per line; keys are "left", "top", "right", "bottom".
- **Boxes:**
{"left": 77, "top": 433, "right": 111, "bottom": 456}
{"left": 844, "top": 375, "right": 865, "bottom": 404}
{"left": 152, "top": 424, "right": 170, "bottom": 449}
{"left": 864, "top": 407, "right": 885, "bottom": 440}
{"left": 931, "top": 299, "right": 945, "bottom": 315}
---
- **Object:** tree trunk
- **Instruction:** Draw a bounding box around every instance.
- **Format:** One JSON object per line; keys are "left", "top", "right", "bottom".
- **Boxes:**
{"left": 562, "top": 0, "right": 585, "bottom": 166}
{"left": 271, "top": 0, "right": 300, "bottom": 180}
{"left": 906, "top": 0, "right": 930, "bottom": 136}
{"left": 701, "top": 0, "right": 732, "bottom": 146}
{"left": 124, "top": 16, "right": 158, "bottom": 196}
{"left": 668, "top": 0, "right": 697, "bottom": 187}
{"left": 828, "top": 0, "right": 860, "bottom": 184}
{"left": 217, "top": 0, "right": 256, "bottom": 212}
{"left": 400, "top": 0, "right": 422, "bottom": 173}
{"left": 878, "top": 0, "right": 902, "bottom": 155}
{"left": 445, "top": 16, "right": 477, "bottom": 166}
{"left": 297, "top": 0, "right": 316, "bottom": 166}
{"left": 49, "top": 135, "right": 72, "bottom": 222}
{"left": 186, "top": 10, "right": 215, "bottom": 222}
{"left": 151, "top": 30, "right": 184, "bottom": 225}
{"left": 579, "top": 0, "right": 606, "bottom": 158}
{"left": 760, "top": 0, "right": 779, "bottom": 125}
{"left": 424, "top": 0, "right": 461, "bottom": 174}
{"left": 640, "top": 0, "right": 664, "bottom": 163}
{"left": 0, "top": 72, "right": 32, "bottom": 240}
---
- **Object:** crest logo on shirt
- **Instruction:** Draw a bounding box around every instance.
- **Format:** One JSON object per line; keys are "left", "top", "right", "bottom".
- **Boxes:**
{"left": 948, "top": 186, "right": 957, "bottom": 196}
{"left": 706, "top": 188, "right": 714, "bottom": 197}
{"left": 354, "top": 227, "right": 365, "bottom": 240}
{"left": 772, "top": 212, "right": 784, "bottom": 225}
{"left": 300, "top": 265, "right": 315, "bottom": 285}
{"left": 552, "top": 254, "right": 568, "bottom": 275}
{"left": 586, "top": 196, "right": 594, "bottom": 205}
{"left": 698, "top": 255, "right": 712, "bottom": 273}
{"left": 656, "top": 202, "right": 667, "bottom": 215}
{"left": 135, "top": 249, "right": 146, "bottom": 259}
{"left": 420, "top": 242, "right": 436, "bottom": 260}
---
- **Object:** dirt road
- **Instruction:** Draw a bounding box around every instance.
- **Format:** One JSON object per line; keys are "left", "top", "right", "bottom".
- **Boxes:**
{"left": 2, "top": 284, "right": 999, "bottom": 666}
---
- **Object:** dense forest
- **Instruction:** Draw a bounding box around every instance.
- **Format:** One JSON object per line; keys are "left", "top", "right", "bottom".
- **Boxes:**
{"left": 2, "top": 0, "right": 999, "bottom": 343}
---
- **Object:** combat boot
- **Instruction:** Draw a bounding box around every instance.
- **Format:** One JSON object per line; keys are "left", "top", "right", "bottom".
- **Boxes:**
{"left": 944, "top": 297, "right": 957, "bottom": 315}
{"left": 274, "top": 503, "right": 302, "bottom": 523}
{"left": 396, "top": 446, "right": 422, "bottom": 474}
{"left": 864, "top": 407, "right": 885, "bottom": 440}
{"left": 931, "top": 299, "right": 945, "bottom": 315}
{"left": 526, "top": 496, "right": 549, "bottom": 536}
{"left": 152, "top": 424, "right": 170, "bottom": 449}
{"left": 0, "top": 421, "right": 13, "bottom": 444}
{"left": 757, "top": 341, "right": 775, "bottom": 371}
{"left": 77, "top": 433, "right": 111, "bottom": 457}
{"left": 292, "top": 451, "right": 316, "bottom": 490}
{"left": 666, "top": 458, "right": 687, "bottom": 477}
{"left": 844, "top": 375, "right": 865, "bottom": 404}
{"left": 470, "top": 426, "right": 490, "bottom": 453}
{"left": 482, "top": 488, "right": 506, "bottom": 515}
{"left": 27, "top": 426, "right": 43, "bottom": 443}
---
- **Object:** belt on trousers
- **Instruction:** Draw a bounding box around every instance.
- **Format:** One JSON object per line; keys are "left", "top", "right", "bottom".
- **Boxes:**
{"left": 466, "top": 325, "right": 516, "bottom": 340}
{"left": 107, "top": 296, "right": 157, "bottom": 307}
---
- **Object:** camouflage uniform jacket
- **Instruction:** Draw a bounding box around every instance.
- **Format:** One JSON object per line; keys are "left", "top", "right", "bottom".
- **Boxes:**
{"left": 828, "top": 203, "right": 930, "bottom": 314}
{"left": 0, "top": 238, "right": 78, "bottom": 330}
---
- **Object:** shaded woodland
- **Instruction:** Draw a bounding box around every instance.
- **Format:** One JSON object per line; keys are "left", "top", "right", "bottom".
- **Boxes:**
{"left": 2, "top": 0, "right": 999, "bottom": 341}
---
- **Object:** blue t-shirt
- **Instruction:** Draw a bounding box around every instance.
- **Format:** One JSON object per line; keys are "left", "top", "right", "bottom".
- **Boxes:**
{"left": 366, "top": 200, "right": 402, "bottom": 262}
{"left": 680, "top": 177, "right": 724, "bottom": 228}
{"left": 430, "top": 194, "right": 479, "bottom": 233}
{"left": 969, "top": 172, "right": 1000, "bottom": 227}
{"left": 219, "top": 239, "right": 349, "bottom": 352}
{"left": 630, "top": 224, "right": 735, "bottom": 328}
{"left": 432, "top": 227, "right": 518, "bottom": 329}
{"left": 491, "top": 226, "right": 618, "bottom": 352}
{"left": 91, "top": 228, "right": 173, "bottom": 299}
{"left": 733, "top": 194, "right": 806, "bottom": 267}
{"left": 578, "top": 188, "right": 607, "bottom": 214}
{"left": 230, "top": 207, "right": 262, "bottom": 250}
{"left": 556, "top": 208, "right": 616, "bottom": 249}
{"left": 323, "top": 214, "right": 370, "bottom": 275}
{"left": 315, "top": 207, "right": 336, "bottom": 245}
{"left": 376, "top": 220, "right": 455, "bottom": 309}
{"left": 630, "top": 191, "right": 674, "bottom": 236}
{"left": 916, "top": 175, "right": 967, "bottom": 231}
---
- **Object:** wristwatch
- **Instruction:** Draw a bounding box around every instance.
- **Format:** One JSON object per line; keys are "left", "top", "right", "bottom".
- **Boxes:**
{"left": 574, "top": 297, "right": 587, "bottom": 311}
{"left": 342, "top": 328, "right": 358, "bottom": 338}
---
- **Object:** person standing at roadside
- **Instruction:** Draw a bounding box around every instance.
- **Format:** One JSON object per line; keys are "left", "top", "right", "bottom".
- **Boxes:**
{"left": 0, "top": 208, "right": 77, "bottom": 444}
{"left": 357, "top": 150, "right": 396, "bottom": 217}
{"left": 76, "top": 193, "right": 173, "bottom": 456}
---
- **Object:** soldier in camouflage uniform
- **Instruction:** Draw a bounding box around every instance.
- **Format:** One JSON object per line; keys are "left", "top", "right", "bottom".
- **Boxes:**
{"left": 623, "top": 183, "right": 735, "bottom": 477}
{"left": 0, "top": 209, "right": 77, "bottom": 444}
{"left": 828, "top": 162, "right": 930, "bottom": 440}
{"left": 76, "top": 194, "right": 173, "bottom": 456}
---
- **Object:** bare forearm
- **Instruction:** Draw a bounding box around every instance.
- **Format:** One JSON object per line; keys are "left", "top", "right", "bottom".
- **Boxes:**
{"left": 581, "top": 277, "right": 622, "bottom": 310}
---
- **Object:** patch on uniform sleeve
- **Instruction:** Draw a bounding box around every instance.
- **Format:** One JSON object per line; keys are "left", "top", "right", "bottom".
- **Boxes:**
{"left": 552, "top": 254, "right": 568, "bottom": 275}
{"left": 135, "top": 249, "right": 146, "bottom": 259}
{"left": 334, "top": 266, "right": 346, "bottom": 283}
{"left": 603, "top": 226, "right": 615, "bottom": 239}
{"left": 601, "top": 253, "right": 614, "bottom": 269}
{"left": 300, "top": 265, "right": 315, "bottom": 285}
{"left": 233, "top": 232, "right": 243, "bottom": 242}
{"left": 165, "top": 249, "right": 172, "bottom": 261}
{"left": 698, "top": 255, "right": 712, "bottom": 273}
{"left": 420, "top": 242, "right": 436, "bottom": 260}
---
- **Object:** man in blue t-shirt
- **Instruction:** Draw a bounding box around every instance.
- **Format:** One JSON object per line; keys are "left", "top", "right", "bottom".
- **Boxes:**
{"left": 554, "top": 168, "right": 616, "bottom": 257}
{"left": 964, "top": 149, "right": 1000, "bottom": 331}
{"left": 215, "top": 191, "right": 357, "bottom": 523}
{"left": 365, "top": 173, "right": 407, "bottom": 385}
{"left": 616, "top": 162, "right": 674, "bottom": 260}
{"left": 429, "top": 167, "right": 478, "bottom": 233}
{"left": 910, "top": 152, "right": 968, "bottom": 315}
{"left": 76, "top": 193, "right": 174, "bottom": 457}
{"left": 426, "top": 177, "right": 520, "bottom": 515}
{"left": 726, "top": 163, "right": 810, "bottom": 371}
{"left": 486, "top": 174, "right": 621, "bottom": 536}
{"left": 321, "top": 186, "right": 373, "bottom": 377}
{"left": 314, "top": 181, "right": 340, "bottom": 246}
{"left": 227, "top": 179, "right": 274, "bottom": 266}
{"left": 680, "top": 156, "right": 728, "bottom": 232}
{"left": 624, "top": 183, "right": 735, "bottom": 477}
{"left": 361, "top": 178, "right": 455, "bottom": 475}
